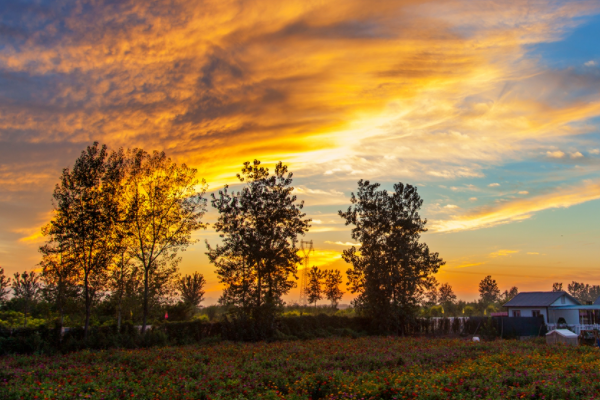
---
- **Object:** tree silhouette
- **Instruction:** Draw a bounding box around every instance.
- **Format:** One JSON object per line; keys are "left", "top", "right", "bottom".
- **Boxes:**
{"left": 178, "top": 272, "right": 206, "bottom": 308}
{"left": 438, "top": 283, "right": 457, "bottom": 304}
{"left": 207, "top": 160, "right": 311, "bottom": 320}
{"left": 44, "top": 143, "right": 126, "bottom": 338}
{"left": 568, "top": 281, "right": 600, "bottom": 304}
{"left": 12, "top": 271, "right": 41, "bottom": 327}
{"left": 478, "top": 275, "right": 500, "bottom": 305}
{"left": 552, "top": 282, "right": 563, "bottom": 292}
{"left": 340, "top": 180, "right": 444, "bottom": 333}
{"left": 324, "top": 269, "right": 344, "bottom": 309}
{"left": 0, "top": 267, "right": 10, "bottom": 304}
{"left": 39, "top": 243, "right": 79, "bottom": 327}
{"left": 305, "top": 266, "right": 324, "bottom": 308}
{"left": 501, "top": 286, "right": 519, "bottom": 303}
{"left": 124, "top": 149, "right": 207, "bottom": 333}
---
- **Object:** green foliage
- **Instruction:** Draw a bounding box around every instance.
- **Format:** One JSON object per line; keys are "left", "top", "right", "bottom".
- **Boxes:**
{"left": 463, "top": 305, "right": 476, "bottom": 317}
{"left": 0, "top": 311, "right": 47, "bottom": 329}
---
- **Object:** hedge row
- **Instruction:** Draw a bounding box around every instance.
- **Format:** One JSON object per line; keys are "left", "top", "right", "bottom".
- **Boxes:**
{"left": 0, "top": 315, "right": 545, "bottom": 355}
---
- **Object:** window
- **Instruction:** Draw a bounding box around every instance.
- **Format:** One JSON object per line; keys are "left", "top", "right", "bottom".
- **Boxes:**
{"left": 561, "top": 295, "right": 565, "bottom": 304}
{"left": 532, "top": 310, "right": 541, "bottom": 318}
{"left": 513, "top": 310, "right": 521, "bottom": 317}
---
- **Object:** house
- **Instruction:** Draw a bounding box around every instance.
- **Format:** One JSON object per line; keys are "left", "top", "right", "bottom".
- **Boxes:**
{"left": 504, "top": 291, "right": 600, "bottom": 334}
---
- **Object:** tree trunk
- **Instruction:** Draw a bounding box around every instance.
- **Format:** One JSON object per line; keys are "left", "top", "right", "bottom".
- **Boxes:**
{"left": 142, "top": 267, "right": 149, "bottom": 334}
{"left": 117, "top": 302, "right": 122, "bottom": 333}
{"left": 84, "top": 272, "right": 90, "bottom": 340}
{"left": 256, "top": 273, "right": 262, "bottom": 310}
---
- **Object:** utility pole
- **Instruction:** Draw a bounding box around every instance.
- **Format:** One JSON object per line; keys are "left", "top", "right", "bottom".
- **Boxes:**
{"left": 299, "top": 240, "right": 314, "bottom": 305}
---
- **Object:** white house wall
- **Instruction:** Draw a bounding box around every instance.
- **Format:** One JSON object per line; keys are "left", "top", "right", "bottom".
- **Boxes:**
{"left": 550, "top": 295, "right": 579, "bottom": 306}
{"left": 547, "top": 309, "right": 579, "bottom": 325}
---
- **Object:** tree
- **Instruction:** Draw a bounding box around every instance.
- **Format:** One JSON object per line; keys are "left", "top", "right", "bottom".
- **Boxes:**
{"left": 305, "top": 266, "right": 324, "bottom": 308}
{"left": 207, "top": 160, "right": 311, "bottom": 320}
{"left": 424, "top": 283, "right": 439, "bottom": 306}
{"left": 107, "top": 248, "right": 136, "bottom": 331}
{"left": 39, "top": 243, "right": 79, "bottom": 327}
{"left": 438, "top": 283, "right": 457, "bottom": 304}
{"left": 12, "top": 271, "right": 42, "bottom": 327}
{"left": 44, "top": 143, "right": 126, "bottom": 338}
{"left": 501, "top": 286, "right": 519, "bottom": 303}
{"left": 567, "top": 281, "right": 600, "bottom": 304}
{"left": 463, "top": 305, "right": 475, "bottom": 317}
{"left": 178, "top": 272, "right": 206, "bottom": 308}
{"left": 124, "top": 149, "right": 207, "bottom": 333}
{"left": 0, "top": 267, "right": 10, "bottom": 303}
{"left": 324, "top": 269, "right": 344, "bottom": 309}
{"left": 339, "top": 180, "right": 445, "bottom": 333}
{"left": 552, "top": 282, "right": 563, "bottom": 292}
{"left": 478, "top": 275, "right": 500, "bottom": 305}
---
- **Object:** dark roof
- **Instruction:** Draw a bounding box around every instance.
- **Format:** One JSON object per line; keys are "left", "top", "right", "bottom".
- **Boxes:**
{"left": 594, "top": 297, "right": 600, "bottom": 305}
{"left": 503, "top": 291, "right": 580, "bottom": 307}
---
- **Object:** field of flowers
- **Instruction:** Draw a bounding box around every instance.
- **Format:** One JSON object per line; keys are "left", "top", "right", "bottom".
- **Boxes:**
{"left": 2, "top": 336, "right": 600, "bottom": 399}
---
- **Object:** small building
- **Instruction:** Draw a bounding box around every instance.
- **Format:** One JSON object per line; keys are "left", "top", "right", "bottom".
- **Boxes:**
{"left": 546, "top": 329, "right": 578, "bottom": 346}
{"left": 504, "top": 291, "right": 600, "bottom": 334}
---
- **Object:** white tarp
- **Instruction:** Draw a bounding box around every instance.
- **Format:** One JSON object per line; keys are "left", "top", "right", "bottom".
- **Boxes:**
{"left": 546, "top": 329, "right": 578, "bottom": 346}
{"left": 546, "top": 329, "right": 577, "bottom": 337}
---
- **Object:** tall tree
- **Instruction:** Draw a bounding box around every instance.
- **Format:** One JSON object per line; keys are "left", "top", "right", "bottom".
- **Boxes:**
{"left": 207, "top": 160, "right": 311, "bottom": 319}
{"left": 324, "top": 269, "right": 344, "bottom": 309}
{"left": 478, "top": 275, "right": 500, "bottom": 304}
{"left": 0, "top": 267, "right": 10, "bottom": 303}
{"left": 339, "top": 180, "right": 444, "bottom": 333}
{"left": 44, "top": 143, "right": 126, "bottom": 338}
{"left": 178, "top": 272, "right": 206, "bottom": 308}
{"left": 552, "top": 282, "right": 563, "bottom": 292}
{"left": 12, "top": 271, "right": 42, "bottom": 327}
{"left": 306, "top": 266, "right": 324, "bottom": 308}
{"left": 125, "top": 149, "right": 207, "bottom": 333}
{"left": 39, "top": 243, "right": 79, "bottom": 327}
{"left": 438, "top": 283, "right": 457, "bottom": 304}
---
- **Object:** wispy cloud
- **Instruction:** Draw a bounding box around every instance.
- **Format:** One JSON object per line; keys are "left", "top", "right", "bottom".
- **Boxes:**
{"left": 432, "top": 179, "right": 600, "bottom": 233}
{"left": 325, "top": 241, "right": 361, "bottom": 246}
{"left": 489, "top": 249, "right": 519, "bottom": 258}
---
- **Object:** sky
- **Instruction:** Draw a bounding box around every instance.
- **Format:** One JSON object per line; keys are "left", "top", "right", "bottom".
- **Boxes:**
{"left": 1, "top": 0, "right": 600, "bottom": 304}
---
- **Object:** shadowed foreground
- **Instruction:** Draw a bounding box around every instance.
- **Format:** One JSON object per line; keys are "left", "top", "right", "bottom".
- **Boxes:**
{"left": 1, "top": 336, "right": 599, "bottom": 399}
